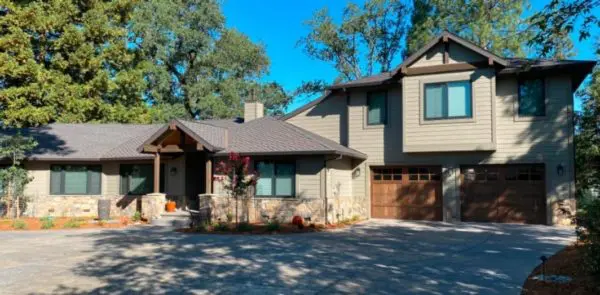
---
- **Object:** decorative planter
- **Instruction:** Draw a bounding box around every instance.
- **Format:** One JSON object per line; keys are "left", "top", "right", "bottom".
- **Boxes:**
{"left": 165, "top": 201, "right": 176, "bottom": 212}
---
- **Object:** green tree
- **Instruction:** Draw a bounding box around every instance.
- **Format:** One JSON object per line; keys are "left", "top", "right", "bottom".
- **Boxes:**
{"left": 130, "top": 0, "right": 290, "bottom": 119}
{"left": 0, "top": 133, "right": 37, "bottom": 218}
{"left": 298, "top": 0, "right": 409, "bottom": 82}
{"left": 406, "top": 0, "right": 538, "bottom": 58}
{"left": 0, "top": 0, "right": 153, "bottom": 127}
{"left": 528, "top": 0, "right": 599, "bottom": 58}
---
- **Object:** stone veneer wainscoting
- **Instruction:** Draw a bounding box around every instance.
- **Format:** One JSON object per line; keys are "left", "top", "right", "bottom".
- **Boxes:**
{"left": 22, "top": 193, "right": 167, "bottom": 221}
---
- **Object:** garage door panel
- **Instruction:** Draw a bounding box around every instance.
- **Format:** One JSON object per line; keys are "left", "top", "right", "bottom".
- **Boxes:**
{"left": 371, "top": 166, "right": 442, "bottom": 221}
{"left": 461, "top": 164, "right": 546, "bottom": 224}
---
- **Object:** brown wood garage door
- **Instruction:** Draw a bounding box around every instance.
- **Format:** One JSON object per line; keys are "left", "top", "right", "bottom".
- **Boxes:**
{"left": 371, "top": 166, "right": 442, "bottom": 220}
{"left": 460, "top": 165, "right": 546, "bottom": 224}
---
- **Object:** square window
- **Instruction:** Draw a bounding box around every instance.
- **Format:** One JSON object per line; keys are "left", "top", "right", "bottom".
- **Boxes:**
{"left": 409, "top": 174, "right": 418, "bottom": 181}
{"left": 367, "top": 91, "right": 387, "bottom": 125}
{"left": 518, "top": 79, "right": 545, "bottom": 117}
{"left": 383, "top": 175, "right": 392, "bottom": 180}
{"left": 374, "top": 175, "right": 382, "bottom": 180}
{"left": 424, "top": 81, "right": 472, "bottom": 120}
{"left": 393, "top": 174, "right": 402, "bottom": 180}
{"left": 419, "top": 174, "right": 430, "bottom": 181}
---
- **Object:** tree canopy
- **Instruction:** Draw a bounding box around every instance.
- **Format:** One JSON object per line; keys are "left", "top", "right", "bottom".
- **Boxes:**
{"left": 130, "top": 0, "right": 290, "bottom": 119}
{"left": 0, "top": 0, "right": 152, "bottom": 127}
{"left": 298, "top": 0, "right": 409, "bottom": 82}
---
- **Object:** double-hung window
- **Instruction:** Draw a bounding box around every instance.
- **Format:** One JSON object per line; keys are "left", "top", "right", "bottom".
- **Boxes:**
{"left": 120, "top": 164, "right": 164, "bottom": 195}
{"left": 255, "top": 161, "right": 295, "bottom": 197}
{"left": 50, "top": 165, "right": 102, "bottom": 195}
{"left": 518, "top": 78, "right": 545, "bottom": 117}
{"left": 424, "top": 80, "right": 472, "bottom": 120}
{"left": 367, "top": 91, "right": 387, "bottom": 125}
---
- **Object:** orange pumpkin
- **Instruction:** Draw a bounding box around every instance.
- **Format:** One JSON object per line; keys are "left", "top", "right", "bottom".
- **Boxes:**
{"left": 165, "top": 201, "right": 176, "bottom": 212}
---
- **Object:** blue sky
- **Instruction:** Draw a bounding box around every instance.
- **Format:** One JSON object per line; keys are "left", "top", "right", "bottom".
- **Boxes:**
{"left": 222, "top": 0, "right": 599, "bottom": 113}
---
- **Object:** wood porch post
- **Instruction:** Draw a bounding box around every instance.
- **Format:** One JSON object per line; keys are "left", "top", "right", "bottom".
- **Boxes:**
{"left": 153, "top": 151, "right": 160, "bottom": 193}
{"left": 205, "top": 157, "right": 212, "bottom": 194}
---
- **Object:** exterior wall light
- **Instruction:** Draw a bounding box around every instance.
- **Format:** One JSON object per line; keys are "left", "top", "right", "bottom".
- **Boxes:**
{"left": 556, "top": 164, "right": 564, "bottom": 176}
{"left": 170, "top": 167, "right": 178, "bottom": 176}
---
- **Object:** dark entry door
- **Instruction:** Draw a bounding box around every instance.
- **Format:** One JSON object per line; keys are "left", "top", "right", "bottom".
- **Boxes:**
{"left": 185, "top": 152, "right": 205, "bottom": 210}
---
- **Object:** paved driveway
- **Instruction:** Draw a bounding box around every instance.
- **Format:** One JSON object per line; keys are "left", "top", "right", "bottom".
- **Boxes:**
{"left": 0, "top": 220, "right": 574, "bottom": 294}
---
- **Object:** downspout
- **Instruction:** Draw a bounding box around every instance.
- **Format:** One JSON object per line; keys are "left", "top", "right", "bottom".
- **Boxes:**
{"left": 324, "top": 154, "right": 343, "bottom": 224}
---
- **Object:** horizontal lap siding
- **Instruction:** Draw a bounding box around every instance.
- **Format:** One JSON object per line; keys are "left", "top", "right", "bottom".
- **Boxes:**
{"left": 287, "top": 93, "right": 346, "bottom": 144}
{"left": 403, "top": 69, "right": 494, "bottom": 148}
{"left": 296, "top": 156, "right": 323, "bottom": 199}
{"left": 327, "top": 157, "right": 353, "bottom": 198}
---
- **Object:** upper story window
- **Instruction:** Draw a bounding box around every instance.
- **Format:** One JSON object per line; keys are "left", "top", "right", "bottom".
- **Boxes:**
{"left": 518, "top": 78, "right": 545, "bottom": 117}
{"left": 424, "top": 81, "right": 472, "bottom": 120}
{"left": 367, "top": 91, "right": 387, "bottom": 125}
{"left": 256, "top": 161, "right": 295, "bottom": 197}
{"left": 50, "top": 165, "right": 102, "bottom": 195}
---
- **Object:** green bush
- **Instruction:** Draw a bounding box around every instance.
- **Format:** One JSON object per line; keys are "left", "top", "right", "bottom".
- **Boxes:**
{"left": 12, "top": 219, "right": 26, "bottom": 230}
{"left": 63, "top": 218, "right": 82, "bottom": 229}
{"left": 212, "top": 222, "right": 229, "bottom": 232}
{"left": 576, "top": 193, "right": 600, "bottom": 275}
{"left": 40, "top": 216, "right": 54, "bottom": 229}
{"left": 237, "top": 222, "right": 253, "bottom": 232}
{"left": 132, "top": 211, "right": 142, "bottom": 222}
{"left": 266, "top": 219, "right": 280, "bottom": 232}
{"left": 194, "top": 222, "right": 210, "bottom": 232}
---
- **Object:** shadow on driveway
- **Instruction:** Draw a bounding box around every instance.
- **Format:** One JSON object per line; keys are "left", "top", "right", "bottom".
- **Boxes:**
{"left": 4, "top": 220, "right": 574, "bottom": 294}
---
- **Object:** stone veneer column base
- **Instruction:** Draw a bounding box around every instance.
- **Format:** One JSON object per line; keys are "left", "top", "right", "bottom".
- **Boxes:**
{"left": 142, "top": 193, "right": 167, "bottom": 222}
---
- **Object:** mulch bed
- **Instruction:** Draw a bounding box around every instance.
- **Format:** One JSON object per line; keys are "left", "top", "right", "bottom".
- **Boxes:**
{"left": 0, "top": 217, "right": 138, "bottom": 231}
{"left": 521, "top": 243, "right": 600, "bottom": 295}
{"left": 177, "top": 220, "right": 362, "bottom": 235}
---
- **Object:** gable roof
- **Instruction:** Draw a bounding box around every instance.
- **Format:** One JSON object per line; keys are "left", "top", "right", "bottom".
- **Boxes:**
{"left": 392, "top": 31, "right": 509, "bottom": 75}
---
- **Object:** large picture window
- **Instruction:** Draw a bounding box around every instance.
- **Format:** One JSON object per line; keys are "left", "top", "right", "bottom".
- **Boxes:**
{"left": 367, "top": 91, "right": 387, "bottom": 125}
{"left": 424, "top": 80, "right": 472, "bottom": 120}
{"left": 255, "top": 161, "right": 295, "bottom": 197}
{"left": 50, "top": 165, "right": 102, "bottom": 195}
{"left": 518, "top": 78, "right": 545, "bottom": 117}
{"left": 120, "top": 164, "right": 165, "bottom": 195}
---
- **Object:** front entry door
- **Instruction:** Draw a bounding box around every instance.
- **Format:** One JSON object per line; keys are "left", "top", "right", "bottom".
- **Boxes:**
{"left": 185, "top": 152, "right": 206, "bottom": 210}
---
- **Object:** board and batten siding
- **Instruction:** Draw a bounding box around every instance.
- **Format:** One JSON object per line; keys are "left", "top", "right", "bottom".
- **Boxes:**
{"left": 409, "top": 42, "right": 486, "bottom": 68}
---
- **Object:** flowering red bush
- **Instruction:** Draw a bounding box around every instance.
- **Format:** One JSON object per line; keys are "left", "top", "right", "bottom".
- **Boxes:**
{"left": 292, "top": 215, "right": 304, "bottom": 229}
{"left": 214, "top": 152, "right": 258, "bottom": 224}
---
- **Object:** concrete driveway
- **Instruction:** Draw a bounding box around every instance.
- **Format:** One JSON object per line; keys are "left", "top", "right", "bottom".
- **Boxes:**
{"left": 0, "top": 220, "right": 574, "bottom": 295}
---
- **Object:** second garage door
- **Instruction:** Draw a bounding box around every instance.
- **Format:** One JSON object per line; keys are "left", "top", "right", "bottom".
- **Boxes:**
{"left": 371, "top": 166, "right": 443, "bottom": 220}
{"left": 460, "top": 165, "right": 546, "bottom": 224}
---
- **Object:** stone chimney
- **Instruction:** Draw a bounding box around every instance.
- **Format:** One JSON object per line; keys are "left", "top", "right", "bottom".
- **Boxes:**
{"left": 244, "top": 101, "right": 264, "bottom": 122}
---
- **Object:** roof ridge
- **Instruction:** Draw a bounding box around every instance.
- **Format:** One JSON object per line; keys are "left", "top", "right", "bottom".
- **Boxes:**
{"left": 177, "top": 119, "right": 232, "bottom": 130}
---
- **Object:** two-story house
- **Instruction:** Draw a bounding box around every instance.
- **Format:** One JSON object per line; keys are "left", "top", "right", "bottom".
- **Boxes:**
{"left": 6, "top": 32, "right": 595, "bottom": 226}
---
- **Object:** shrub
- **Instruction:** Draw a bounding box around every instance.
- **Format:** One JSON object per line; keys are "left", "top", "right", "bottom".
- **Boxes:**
{"left": 577, "top": 193, "right": 600, "bottom": 275}
{"left": 212, "top": 222, "right": 229, "bottom": 232}
{"left": 40, "top": 216, "right": 54, "bottom": 229}
{"left": 194, "top": 222, "right": 211, "bottom": 232}
{"left": 12, "top": 219, "right": 26, "bottom": 230}
{"left": 226, "top": 212, "right": 234, "bottom": 223}
{"left": 351, "top": 215, "right": 361, "bottom": 222}
{"left": 237, "top": 222, "right": 253, "bottom": 232}
{"left": 63, "top": 218, "right": 82, "bottom": 229}
{"left": 132, "top": 211, "right": 142, "bottom": 222}
{"left": 266, "top": 219, "right": 280, "bottom": 232}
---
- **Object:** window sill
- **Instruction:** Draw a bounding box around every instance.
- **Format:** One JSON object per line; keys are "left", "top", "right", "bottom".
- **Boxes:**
{"left": 254, "top": 196, "right": 296, "bottom": 200}
{"left": 420, "top": 117, "right": 476, "bottom": 125}
{"left": 364, "top": 123, "right": 386, "bottom": 129}
{"left": 50, "top": 194, "right": 103, "bottom": 197}
{"left": 514, "top": 115, "right": 546, "bottom": 122}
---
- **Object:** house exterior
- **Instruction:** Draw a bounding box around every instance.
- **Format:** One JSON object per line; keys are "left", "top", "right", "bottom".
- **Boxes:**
{"left": 5, "top": 32, "right": 596, "bottom": 226}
